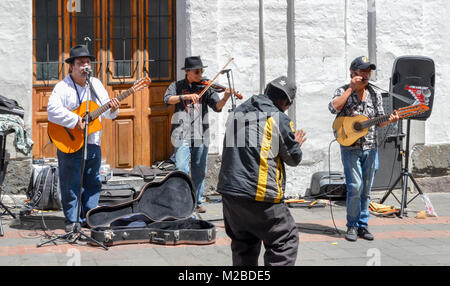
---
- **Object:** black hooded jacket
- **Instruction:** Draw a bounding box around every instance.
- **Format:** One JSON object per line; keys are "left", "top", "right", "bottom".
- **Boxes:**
{"left": 217, "top": 94, "right": 302, "bottom": 203}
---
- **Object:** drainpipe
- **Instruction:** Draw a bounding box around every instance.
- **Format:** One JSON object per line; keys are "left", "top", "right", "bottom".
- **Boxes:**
{"left": 287, "top": 0, "right": 296, "bottom": 121}
{"left": 259, "top": 0, "right": 266, "bottom": 94}
{"left": 367, "top": 0, "right": 377, "bottom": 80}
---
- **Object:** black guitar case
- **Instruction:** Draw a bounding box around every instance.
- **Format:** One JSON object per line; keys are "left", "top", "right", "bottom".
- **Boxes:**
{"left": 86, "top": 171, "right": 216, "bottom": 246}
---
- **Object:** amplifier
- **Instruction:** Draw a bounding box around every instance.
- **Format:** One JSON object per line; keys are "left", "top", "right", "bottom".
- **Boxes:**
{"left": 305, "top": 171, "right": 346, "bottom": 200}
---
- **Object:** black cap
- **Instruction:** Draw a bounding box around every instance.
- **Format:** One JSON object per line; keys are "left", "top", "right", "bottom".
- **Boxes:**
{"left": 181, "top": 56, "right": 208, "bottom": 70}
{"left": 264, "top": 76, "right": 297, "bottom": 104}
{"left": 350, "top": 56, "right": 376, "bottom": 71}
{"left": 65, "top": 45, "right": 95, "bottom": 63}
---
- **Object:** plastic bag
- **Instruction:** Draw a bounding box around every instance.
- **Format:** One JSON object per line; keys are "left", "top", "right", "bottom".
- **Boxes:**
{"left": 420, "top": 194, "right": 438, "bottom": 217}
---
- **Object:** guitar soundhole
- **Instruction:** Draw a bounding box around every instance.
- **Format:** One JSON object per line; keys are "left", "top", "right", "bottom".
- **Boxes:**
{"left": 353, "top": 122, "right": 362, "bottom": 131}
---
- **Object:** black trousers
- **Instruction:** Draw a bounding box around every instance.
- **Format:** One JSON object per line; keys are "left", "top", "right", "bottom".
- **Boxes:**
{"left": 222, "top": 194, "right": 299, "bottom": 266}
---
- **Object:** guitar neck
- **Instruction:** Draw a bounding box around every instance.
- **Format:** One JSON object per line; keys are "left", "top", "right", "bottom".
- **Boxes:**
{"left": 89, "top": 87, "right": 134, "bottom": 120}
{"left": 360, "top": 114, "right": 391, "bottom": 129}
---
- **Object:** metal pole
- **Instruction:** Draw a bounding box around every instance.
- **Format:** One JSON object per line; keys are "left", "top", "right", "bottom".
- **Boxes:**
{"left": 259, "top": 0, "right": 266, "bottom": 94}
{"left": 367, "top": 0, "right": 377, "bottom": 80}
{"left": 287, "top": 0, "right": 296, "bottom": 120}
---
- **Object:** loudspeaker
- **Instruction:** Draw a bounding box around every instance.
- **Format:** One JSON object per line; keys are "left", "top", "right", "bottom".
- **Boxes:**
{"left": 391, "top": 56, "right": 435, "bottom": 120}
{"left": 372, "top": 93, "right": 403, "bottom": 191}
{"left": 305, "top": 171, "right": 346, "bottom": 200}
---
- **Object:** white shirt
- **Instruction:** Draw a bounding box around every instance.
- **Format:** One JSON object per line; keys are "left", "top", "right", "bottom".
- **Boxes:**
{"left": 47, "top": 74, "right": 119, "bottom": 146}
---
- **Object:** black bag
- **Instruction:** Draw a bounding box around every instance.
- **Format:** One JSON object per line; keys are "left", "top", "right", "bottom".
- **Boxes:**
{"left": 0, "top": 94, "right": 24, "bottom": 118}
{"left": 305, "top": 171, "right": 346, "bottom": 200}
{"left": 99, "top": 184, "right": 136, "bottom": 206}
{"left": 26, "top": 165, "right": 62, "bottom": 210}
{"left": 86, "top": 171, "right": 216, "bottom": 246}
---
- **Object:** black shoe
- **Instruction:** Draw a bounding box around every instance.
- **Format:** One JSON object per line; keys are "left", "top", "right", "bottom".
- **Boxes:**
{"left": 357, "top": 227, "right": 374, "bottom": 240}
{"left": 65, "top": 222, "right": 83, "bottom": 233}
{"left": 65, "top": 223, "right": 76, "bottom": 233}
{"left": 345, "top": 227, "right": 358, "bottom": 241}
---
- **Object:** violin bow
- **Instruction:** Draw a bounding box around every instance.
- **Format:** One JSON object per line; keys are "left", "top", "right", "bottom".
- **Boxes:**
{"left": 197, "top": 57, "right": 234, "bottom": 99}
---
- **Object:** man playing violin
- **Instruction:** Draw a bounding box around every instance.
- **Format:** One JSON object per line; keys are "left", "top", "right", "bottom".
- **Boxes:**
{"left": 328, "top": 56, "right": 399, "bottom": 242}
{"left": 164, "top": 56, "right": 231, "bottom": 213}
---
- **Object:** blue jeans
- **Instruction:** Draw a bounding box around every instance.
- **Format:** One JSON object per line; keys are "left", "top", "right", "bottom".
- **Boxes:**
{"left": 340, "top": 147, "right": 378, "bottom": 228}
{"left": 57, "top": 144, "right": 102, "bottom": 225}
{"left": 174, "top": 141, "right": 209, "bottom": 206}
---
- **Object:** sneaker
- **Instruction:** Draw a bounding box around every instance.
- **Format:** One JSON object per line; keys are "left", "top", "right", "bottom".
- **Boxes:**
{"left": 196, "top": 205, "right": 206, "bottom": 213}
{"left": 357, "top": 227, "right": 374, "bottom": 240}
{"left": 345, "top": 227, "right": 358, "bottom": 242}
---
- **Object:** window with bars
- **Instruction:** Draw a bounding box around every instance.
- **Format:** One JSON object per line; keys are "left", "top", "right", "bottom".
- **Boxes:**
{"left": 70, "top": 0, "right": 102, "bottom": 77}
{"left": 145, "top": 0, "right": 175, "bottom": 81}
{"left": 108, "top": 0, "right": 138, "bottom": 80}
{"left": 34, "top": 0, "right": 62, "bottom": 82}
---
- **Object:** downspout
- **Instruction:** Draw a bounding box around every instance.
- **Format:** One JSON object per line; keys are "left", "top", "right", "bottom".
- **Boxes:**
{"left": 259, "top": 0, "right": 266, "bottom": 94}
{"left": 367, "top": 0, "right": 377, "bottom": 80}
{"left": 287, "top": 0, "right": 296, "bottom": 120}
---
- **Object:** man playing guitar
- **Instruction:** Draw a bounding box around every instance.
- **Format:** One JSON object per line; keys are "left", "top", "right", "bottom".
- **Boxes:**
{"left": 328, "top": 56, "right": 399, "bottom": 242}
{"left": 47, "top": 45, "right": 120, "bottom": 232}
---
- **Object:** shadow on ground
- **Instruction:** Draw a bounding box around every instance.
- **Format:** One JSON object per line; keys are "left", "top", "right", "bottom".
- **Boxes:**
{"left": 296, "top": 223, "right": 344, "bottom": 238}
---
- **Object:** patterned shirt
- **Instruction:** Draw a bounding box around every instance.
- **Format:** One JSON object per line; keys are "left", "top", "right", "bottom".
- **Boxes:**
{"left": 328, "top": 84, "right": 385, "bottom": 150}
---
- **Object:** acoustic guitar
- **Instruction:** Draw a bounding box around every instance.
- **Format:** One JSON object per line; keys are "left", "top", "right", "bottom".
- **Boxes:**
{"left": 48, "top": 77, "right": 151, "bottom": 153}
{"left": 332, "top": 103, "right": 429, "bottom": 146}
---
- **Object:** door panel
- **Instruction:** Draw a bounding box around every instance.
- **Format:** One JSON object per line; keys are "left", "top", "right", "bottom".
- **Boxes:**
{"left": 33, "top": 88, "right": 58, "bottom": 158}
{"left": 142, "top": 83, "right": 173, "bottom": 165}
{"left": 150, "top": 115, "right": 171, "bottom": 163}
{"left": 114, "top": 118, "right": 134, "bottom": 167}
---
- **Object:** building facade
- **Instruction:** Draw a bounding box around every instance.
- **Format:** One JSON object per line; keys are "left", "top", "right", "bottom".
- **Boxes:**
{"left": 1, "top": 0, "right": 449, "bottom": 196}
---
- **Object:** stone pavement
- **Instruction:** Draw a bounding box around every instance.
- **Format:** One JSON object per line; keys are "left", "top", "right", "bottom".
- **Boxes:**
{"left": 0, "top": 190, "right": 449, "bottom": 266}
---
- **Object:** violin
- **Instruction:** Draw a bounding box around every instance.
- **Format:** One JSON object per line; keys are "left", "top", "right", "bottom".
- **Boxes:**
{"left": 193, "top": 78, "right": 243, "bottom": 100}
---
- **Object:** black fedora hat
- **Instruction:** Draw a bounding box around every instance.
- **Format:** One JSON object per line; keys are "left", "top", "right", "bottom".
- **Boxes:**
{"left": 181, "top": 56, "right": 208, "bottom": 70}
{"left": 65, "top": 45, "right": 96, "bottom": 63}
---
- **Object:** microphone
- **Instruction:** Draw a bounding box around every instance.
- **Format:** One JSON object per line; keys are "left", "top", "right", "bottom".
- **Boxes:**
{"left": 82, "top": 66, "right": 92, "bottom": 74}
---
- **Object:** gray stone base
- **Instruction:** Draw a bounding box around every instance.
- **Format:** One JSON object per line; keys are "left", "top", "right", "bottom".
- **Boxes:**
{"left": 414, "top": 175, "right": 450, "bottom": 193}
{"left": 204, "top": 154, "right": 221, "bottom": 197}
{"left": 412, "top": 143, "right": 450, "bottom": 177}
{"left": 3, "top": 158, "right": 32, "bottom": 194}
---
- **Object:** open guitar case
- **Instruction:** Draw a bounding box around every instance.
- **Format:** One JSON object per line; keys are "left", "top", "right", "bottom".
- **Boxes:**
{"left": 86, "top": 171, "right": 216, "bottom": 246}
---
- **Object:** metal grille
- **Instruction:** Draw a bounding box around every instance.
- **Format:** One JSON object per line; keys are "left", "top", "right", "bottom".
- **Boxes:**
{"left": 33, "top": 0, "right": 64, "bottom": 84}
{"left": 145, "top": 0, "right": 175, "bottom": 81}
{"left": 70, "top": 0, "right": 103, "bottom": 79}
{"left": 107, "top": 0, "right": 139, "bottom": 83}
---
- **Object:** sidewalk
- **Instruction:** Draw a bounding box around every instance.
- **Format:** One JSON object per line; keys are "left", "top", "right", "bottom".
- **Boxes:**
{"left": 0, "top": 190, "right": 449, "bottom": 266}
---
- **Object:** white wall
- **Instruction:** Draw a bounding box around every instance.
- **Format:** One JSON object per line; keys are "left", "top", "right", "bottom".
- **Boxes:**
{"left": 187, "top": 0, "right": 450, "bottom": 196}
{"left": 0, "top": 0, "right": 33, "bottom": 158}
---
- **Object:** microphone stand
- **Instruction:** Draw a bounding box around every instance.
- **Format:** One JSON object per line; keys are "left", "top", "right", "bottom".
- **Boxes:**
{"left": 221, "top": 69, "right": 236, "bottom": 112}
{"left": 37, "top": 71, "right": 108, "bottom": 250}
{"left": 368, "top": 82, "right": 415, "bottom": 105}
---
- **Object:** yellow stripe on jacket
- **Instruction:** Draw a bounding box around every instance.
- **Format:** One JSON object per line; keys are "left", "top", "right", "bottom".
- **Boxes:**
{"left": 274, "top": 156, "right": 284, "bottom": 203}
{"left": 255, "top": 117, "right": 274, "bottom": 202}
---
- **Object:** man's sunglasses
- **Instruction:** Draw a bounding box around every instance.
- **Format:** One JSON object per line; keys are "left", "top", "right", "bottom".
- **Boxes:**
{"left": 189, "top": 69, "right": 204, "bottom": 75}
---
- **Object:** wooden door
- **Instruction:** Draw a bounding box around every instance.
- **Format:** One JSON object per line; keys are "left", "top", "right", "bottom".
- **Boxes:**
{"left": 32, "top": 0, "right": 176, "bottom": 167}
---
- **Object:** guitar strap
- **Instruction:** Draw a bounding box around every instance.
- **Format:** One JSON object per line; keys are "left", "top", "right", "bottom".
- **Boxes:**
{"left": 87, "top": 77, "right": 103, "bottom": 106}
{"left": 69, "top": 74, "right": 102, "bottom": 107}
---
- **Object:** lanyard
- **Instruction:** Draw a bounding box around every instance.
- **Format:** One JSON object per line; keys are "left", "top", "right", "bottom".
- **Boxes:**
{"left": 70, "top": 75, "right": 88, "bottom": 105}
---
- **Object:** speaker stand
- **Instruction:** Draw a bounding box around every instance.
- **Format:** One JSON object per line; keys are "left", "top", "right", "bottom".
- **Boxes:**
{"left": 380, "top": 119, "right": 424, "bottom": 218}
